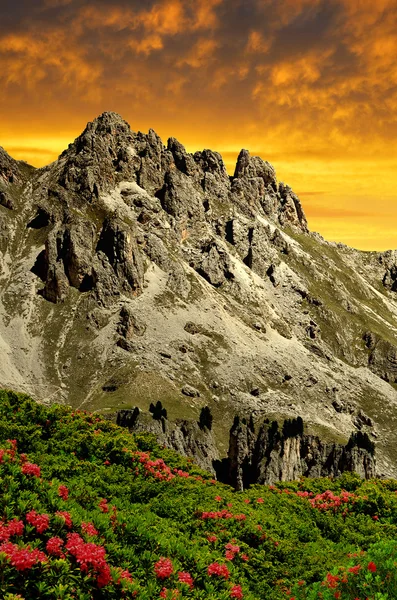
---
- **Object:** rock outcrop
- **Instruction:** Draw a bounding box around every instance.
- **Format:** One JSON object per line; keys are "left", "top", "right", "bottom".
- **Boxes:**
{"left": 225, "top": 416, "right": 376, "bottom": 490}
{"left": 364, "top": 331, "right": 397, "bottom": 383}
{"left": 117, "top": 409, "right": 376, "bottom": 488}
{"left": 117, "top": 407, "right": 219, "bottom": 473}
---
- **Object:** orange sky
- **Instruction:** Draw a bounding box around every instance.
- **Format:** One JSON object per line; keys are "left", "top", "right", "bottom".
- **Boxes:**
{"left": 1, "top": 0, "right": 397, "bottom": 250}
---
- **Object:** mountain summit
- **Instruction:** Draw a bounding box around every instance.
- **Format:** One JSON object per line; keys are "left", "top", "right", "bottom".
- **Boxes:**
{"left": 1, "top": 112, "right": 397, "bottom": 477}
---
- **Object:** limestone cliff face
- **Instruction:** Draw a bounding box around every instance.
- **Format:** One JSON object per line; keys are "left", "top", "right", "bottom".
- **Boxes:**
{"left": 226, "top": 417, "right": 376, "bottom": 490}
{"left": 116, "top": 410, "right": 376, "bottom": 489}
{"left": 116, "top": 407, "right": 219, "bottom": 474}
{"left": 1, "top": 111, "right": 397, "bottom": 478}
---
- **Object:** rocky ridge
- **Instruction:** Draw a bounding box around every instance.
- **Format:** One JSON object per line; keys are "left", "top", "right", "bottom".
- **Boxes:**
{"left": 116, "top": 408, "right": 376, "bottom": 488}
{"left": 1, "top": 112, "right": 397, "bottom": 479}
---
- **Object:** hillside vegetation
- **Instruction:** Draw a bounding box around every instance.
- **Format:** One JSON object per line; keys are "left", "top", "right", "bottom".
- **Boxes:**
{"left": 1, "top": 389, "right": 397, "bottom": 599}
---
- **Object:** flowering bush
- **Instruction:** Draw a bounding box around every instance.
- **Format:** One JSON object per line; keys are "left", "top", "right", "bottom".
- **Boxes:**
{"left": 1, "top": 389, "right": 397, "bottom": 599}
{"left": 155, "top": 557, "right": 174, "bottom": 579}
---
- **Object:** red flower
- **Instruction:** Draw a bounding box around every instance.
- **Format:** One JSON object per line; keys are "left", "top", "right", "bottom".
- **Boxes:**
{"left": 207, "top": 562, "right": 230, "bottom": 579}
{"left": 58, "top": 485, "right": 69, "bottom": 501}
{"left": 326, "top": 573, "right": 339, "bottom": 589}
{"left": 368, "top": 561, "right": 377, "bottom": 572}
{"left": 207, "top": 535, "right": 217, "bottom": 543}
{"left": 178, "top": 571, "right": 193, "bottom": 588}
{"left": 21, "top": 462, "right": 41, "bottom": 477}
{"left": 155, "top": 557, "right": 174, "bottom": 579}
{"left": 215, "top": 496, "right": 222, "bottom": 502}
{"left": 241, "top": 553, "right": 249, "bottom": 562}
{"left": 46, "top": 537, "right": 64, "bottom": 557}
{"left": 82, "top": 522, "right": 99, "bottom": 536}
{"left": 65, "top": 532, "right": 111, "bottom": 588}
{"left": 118, "top": 568, "right": 133, "bottom": 582}
{"left": 348, "top": 565, "right": 361, "bottom": 574}
{"left": 225, "top": 543, "right": 240, "bottom": 554}
{"left": 0, "top": 519, "right": 24, "bottom": 542}
{"left": 230, "top": 584, "right": 244, "bottom": 598}
{"left": 26, "top": 510, "right": 50, "bottom": 534}
{"left": 55, "top": 511, "right": 73, "bottom": 529}
{"left": 257, "top": 497, "right": 264, "bottom": 503}
{"left": 99, "top": 499, "right": 109, "bottom": 513}
{"left": 0, "top": 542, "right": 47, "bottom": 570}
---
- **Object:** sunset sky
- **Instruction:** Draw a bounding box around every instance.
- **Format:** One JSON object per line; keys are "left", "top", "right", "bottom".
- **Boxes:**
{"left": 1, "top": 0, "right": 397, "bottom": 250}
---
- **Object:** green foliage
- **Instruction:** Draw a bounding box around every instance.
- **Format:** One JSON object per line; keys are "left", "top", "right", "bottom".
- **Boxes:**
{"left": 1, "top": 389, "right": 397, "bottom": 599}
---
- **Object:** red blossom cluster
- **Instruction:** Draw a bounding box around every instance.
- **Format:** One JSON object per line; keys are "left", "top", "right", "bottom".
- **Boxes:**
{"left": 58, "top": 485, "right": 69, "bottom": 500}
{"left": 178, "top": 571, "right": 194, "bottom": 588}
{"left": 140, "top": 455, "right": 175, "bottom": 481}
{"left": 99, "top": 498, "right": 109, "bottom": 513}
{"left": 21, "top": 462, "right": 41, "bottom": 477}
{"left": 124, "top": 449, "right": 194, "bottom": 483}
{"left": 0, "top": 439, "right": 18, "bottom": 464}
{"left": 46, "top": 536, "right": 64, "bottom": 557}
{"left": 325, "top": 573, "right": 340, "bottom": 589}
{"left": 296, "top": 491, "right": 314, "bottom": 498}
{"left": 0, "top": 518, "right": 24, "bottom": 542}
{"left": 26, "top": 510, "right": 50, "bottom": 534}
{"left": 207, "top": 562, "right": 230, "bottom": 579}
{"left": 201, "top": 509, "right": 246, "bottom": 521}
{"left": 65, "top": 532, "right": 111, "bottom": 588}
{"left": 55, "top": 511, "right": 73, "bottom": 529}
{"left": 81, "top": 522, "right": 99, "bottom": 537}
{"left": 348, "top": 565, "right": 361, "bottom": 574}
{"left": 317, "top": 560, "right": 377, "bottom": 596}
{"left": 309, "top": 490, "right": 357, "bottom": 512}
{"left": 230, "top": 584, "right": 244, "bottom": 598}
{"left": 0, "top": 542, "right": 47, "bottom": 571}
{"left": 154, "top": 557, "right": 174, "bottom": 579}
{"left": 173, "top": 468, "right": 189, "bottom": 478}
{"left": 225, "top": 542, "right": 240, "bottom": 561}
{"left": 115, "top": 568, "right": 133, "bottom": 584}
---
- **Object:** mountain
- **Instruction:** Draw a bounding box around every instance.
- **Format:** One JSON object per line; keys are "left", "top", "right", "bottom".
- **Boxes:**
{"left": 1, "top": 111, "right": 397, "bottom": 478}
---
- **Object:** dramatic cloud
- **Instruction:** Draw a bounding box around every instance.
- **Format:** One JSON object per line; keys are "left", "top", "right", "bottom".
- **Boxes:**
{"left": 0, "top": 0, "right": 396, "bottom": 249}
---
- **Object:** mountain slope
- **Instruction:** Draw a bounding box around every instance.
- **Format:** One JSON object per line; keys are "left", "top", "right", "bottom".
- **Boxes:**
{"left": 1, "top": 112, "right": 397, "bottom": 476}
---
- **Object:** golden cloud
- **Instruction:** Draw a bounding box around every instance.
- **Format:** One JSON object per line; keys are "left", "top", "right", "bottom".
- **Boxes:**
{"left": 177, "top": 38, "right": 218, "bottom": 68}
{"left": 0, "top": 31, "right": 102, "bottom": 93}
{"left": 1, "top": 0, "right": 397, "bottom": 250}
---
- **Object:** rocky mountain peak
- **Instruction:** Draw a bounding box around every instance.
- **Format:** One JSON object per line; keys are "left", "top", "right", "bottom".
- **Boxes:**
{"left": 234, "top": 148, "right": 276, "bottom": 185}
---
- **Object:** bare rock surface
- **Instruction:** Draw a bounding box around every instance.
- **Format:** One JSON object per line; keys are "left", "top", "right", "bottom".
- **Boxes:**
{"left": 1, "top": 112, "right": 397, "bottom": 479}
